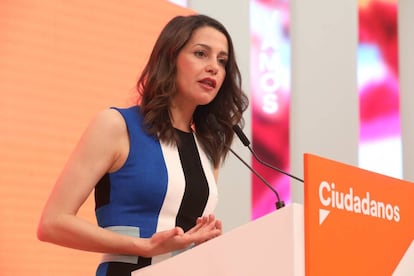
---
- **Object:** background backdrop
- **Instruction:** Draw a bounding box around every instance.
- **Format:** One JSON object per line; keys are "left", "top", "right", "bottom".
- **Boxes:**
{"left": 1, "top": 0, "right": 413, "bottom": 275}
{"left": 1, "top": 1, "right": 193, "bottom": 275}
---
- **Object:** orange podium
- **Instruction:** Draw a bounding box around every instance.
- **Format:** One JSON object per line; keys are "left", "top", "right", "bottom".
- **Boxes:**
{"left": 132, "top": 154, "right": 414, "bottom": 275}
{"left": 304, "top": 153, "right": 414, "bottom": 275}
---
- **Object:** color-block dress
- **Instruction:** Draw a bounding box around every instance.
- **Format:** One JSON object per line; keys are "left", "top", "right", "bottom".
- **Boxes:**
{"left": 94, "top": 106, "right": 218, "bottom": 276}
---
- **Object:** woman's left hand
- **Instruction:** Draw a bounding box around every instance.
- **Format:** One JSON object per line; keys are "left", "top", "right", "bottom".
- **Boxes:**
{"left": 189, "top": 214, "right": 222, "bottom": 245}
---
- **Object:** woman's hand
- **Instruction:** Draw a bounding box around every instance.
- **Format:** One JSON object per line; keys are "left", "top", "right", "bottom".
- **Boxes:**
{"left": 192, "top": 214, "right": 222, "bottom": 245}
{"left": 142, "top": 214, "right": 222, "bottom": 257}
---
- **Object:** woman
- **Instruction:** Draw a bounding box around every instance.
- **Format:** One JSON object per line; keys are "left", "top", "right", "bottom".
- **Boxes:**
{"left": 37, "top": 14, "right": 248, "bottom": 275}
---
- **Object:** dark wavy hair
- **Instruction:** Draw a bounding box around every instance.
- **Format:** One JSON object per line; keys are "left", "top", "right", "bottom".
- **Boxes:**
{"left": 137, "top": 14, "right": 248, "bottom": 168}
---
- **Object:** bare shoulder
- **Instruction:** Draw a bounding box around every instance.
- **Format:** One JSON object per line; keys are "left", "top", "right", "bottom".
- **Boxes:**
{"left": 88, "top": 107, "right": 129, "bottom": 153}
{"left": 77, "top": 108, "right": 129, "bottom": 172}
{"left": 90, "top": 108, "right": 126, "bottom": 136}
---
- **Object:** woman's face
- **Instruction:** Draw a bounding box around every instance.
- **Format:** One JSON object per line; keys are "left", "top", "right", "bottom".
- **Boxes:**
{"left": 174, "top": 26, "right": 228, "bottom": 109}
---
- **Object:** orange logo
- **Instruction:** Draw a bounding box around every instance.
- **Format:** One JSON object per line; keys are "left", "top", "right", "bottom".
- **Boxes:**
{"left": 318, "top": 180, "right": 401, "bottom": 225}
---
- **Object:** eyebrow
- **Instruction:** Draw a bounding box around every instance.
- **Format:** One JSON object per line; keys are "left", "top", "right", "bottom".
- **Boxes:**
{"left": 194, "top": 43, "right": 228, "bottom": 57}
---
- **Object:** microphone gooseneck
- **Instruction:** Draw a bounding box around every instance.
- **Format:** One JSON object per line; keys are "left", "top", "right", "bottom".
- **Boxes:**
{"left": 225, "top": 145, "right": 285, "bottom": 209}
{"left": 208, "top": 114, "right": 285, "bottom": 210}
{"left": 232, "top": 124, "right": 304, "bottom": 183}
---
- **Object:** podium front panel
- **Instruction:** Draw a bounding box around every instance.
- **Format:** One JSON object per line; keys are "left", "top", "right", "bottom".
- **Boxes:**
{"left": 304, "top": 153, "right": 414, "bottom": 275}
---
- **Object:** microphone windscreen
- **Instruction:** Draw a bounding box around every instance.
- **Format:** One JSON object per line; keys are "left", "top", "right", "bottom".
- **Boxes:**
{"left": 232, "top": 125, "right": 250, "bottom": 147}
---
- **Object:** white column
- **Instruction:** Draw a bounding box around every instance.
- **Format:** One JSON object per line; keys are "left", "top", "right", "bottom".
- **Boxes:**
{"left": 290, "top": 0, "right": 359, "bottom": 202}
{"left": 399, "top": 0, "right": 414, "bottom": 183}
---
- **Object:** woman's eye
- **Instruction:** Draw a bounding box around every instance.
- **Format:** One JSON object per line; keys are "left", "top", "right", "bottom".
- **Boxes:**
{"left": 194, "top": 51, "right": 206, "bottom": 57}
{"left": 218, "top": 58, "right": 228, "bottom": 66}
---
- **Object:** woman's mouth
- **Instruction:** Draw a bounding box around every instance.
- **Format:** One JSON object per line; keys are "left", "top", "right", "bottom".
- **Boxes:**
{"left": 198, "top": 78, "right": 217, "bottom": 89}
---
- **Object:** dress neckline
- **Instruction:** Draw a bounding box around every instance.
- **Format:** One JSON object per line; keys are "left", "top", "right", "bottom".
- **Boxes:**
{"left": 174, "top": 127, "right": 193, "bottom": 135}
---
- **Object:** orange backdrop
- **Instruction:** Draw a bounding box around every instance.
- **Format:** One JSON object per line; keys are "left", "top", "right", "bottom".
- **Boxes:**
{"left": 0, "top": 1, "right": 192, "bottom": 275}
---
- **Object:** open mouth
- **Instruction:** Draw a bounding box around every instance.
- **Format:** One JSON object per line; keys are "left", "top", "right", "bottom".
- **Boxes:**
{"left": 199, "top": 78, "right": 217, "bottom": 89}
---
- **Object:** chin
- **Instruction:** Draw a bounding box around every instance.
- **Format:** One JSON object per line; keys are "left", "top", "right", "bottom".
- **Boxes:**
{"left": 198, "top": 99, "right": 215, "bottom": 106}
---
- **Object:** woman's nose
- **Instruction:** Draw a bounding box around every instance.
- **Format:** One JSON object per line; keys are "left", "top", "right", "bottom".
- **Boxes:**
{"left": 206, "top": 63, "right": 218, "bottom": 75}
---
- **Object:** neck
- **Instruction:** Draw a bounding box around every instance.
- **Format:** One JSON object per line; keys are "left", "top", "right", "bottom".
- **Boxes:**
{"left": 169, "top": 105, "right": 195, "bottom": 133}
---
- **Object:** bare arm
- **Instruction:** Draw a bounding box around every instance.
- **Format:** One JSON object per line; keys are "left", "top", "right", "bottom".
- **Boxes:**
{"left": 37, "top": 109, "right": 221, "bottom": 257}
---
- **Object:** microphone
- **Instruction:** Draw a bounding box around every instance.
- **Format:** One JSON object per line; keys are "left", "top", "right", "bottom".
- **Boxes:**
{"left": 232, "top": 124, "right": 304, "bottom": 183}
{"left": 208, "top": 115, "right": 285, "bottom": 210}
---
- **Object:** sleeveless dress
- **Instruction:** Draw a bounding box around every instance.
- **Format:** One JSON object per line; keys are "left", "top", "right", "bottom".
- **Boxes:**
{"left": 94, "top": 106, "right": 218, "bottom": 276}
